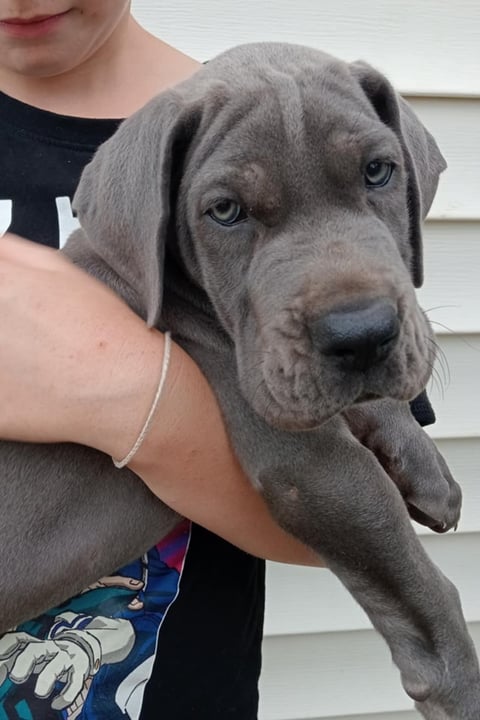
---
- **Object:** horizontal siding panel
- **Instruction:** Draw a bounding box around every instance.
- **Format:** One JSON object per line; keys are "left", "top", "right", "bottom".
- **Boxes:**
{"left": 259, "top": 622, "right": 480, "bottom": 718}
{"left": 426, "top": 334, "right": 480, "bottom": 439}
{"left": 132, "top": 0, "right": 480, "bottom": 96}
{"left": 295, "top": 713, "right": 417, "bottom": 720}
{"left": 435, "top": 438, "right": 480, "bottom": 533}
{"left": 418, "top": 221, "right": 480, "bottom": 335}
{"left": 407, "top": 99, "right": 480, "bottom": 220}
{"left": 264, "top": 531, "right": 480, "bottom": 636}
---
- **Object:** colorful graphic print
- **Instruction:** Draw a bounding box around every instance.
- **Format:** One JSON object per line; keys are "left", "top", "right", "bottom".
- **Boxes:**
{"left": 0, "top": 521, "right": 191, "bottom": 720}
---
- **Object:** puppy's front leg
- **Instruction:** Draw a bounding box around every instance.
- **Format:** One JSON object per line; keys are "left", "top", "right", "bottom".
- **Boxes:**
{"left": 242, "top": 415, "right": 479, "bottom": 718}
{"left": 183, "top": 342, "right": 480, "bottom": 718}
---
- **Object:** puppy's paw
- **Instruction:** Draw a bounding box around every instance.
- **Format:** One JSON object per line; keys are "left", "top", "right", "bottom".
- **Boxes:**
{"left": 344, "top": 399, "right": 462, "bottom": 532}
{"left": 398, "top": 436, "right": 461, "bottom": 533}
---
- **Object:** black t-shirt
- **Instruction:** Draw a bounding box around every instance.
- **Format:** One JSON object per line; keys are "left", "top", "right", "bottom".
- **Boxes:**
{"left": 0, "top": 90, "right": 265, "bottom": 720}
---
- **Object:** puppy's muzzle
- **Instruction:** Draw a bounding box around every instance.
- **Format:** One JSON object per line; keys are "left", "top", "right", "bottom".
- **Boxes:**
{"left": 311, "top": 298, "right": 400, "bottom": 372}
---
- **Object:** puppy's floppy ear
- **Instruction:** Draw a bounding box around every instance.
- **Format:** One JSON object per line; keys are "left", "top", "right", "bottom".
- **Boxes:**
{"left": 350, "top": 62, "right": 447, "bottom": 287}
{"left": 73, "top": 90, "right": 198, "bottom": 327}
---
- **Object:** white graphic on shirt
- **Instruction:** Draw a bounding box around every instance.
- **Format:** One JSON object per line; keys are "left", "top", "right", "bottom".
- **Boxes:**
{"left": 0, "top": 200, "right": 12, "bottom": 236}
{"left": 0, "top": 196, "right": 80, "bottom": 245}
{"left": 115, "top": 656, "right": 155, "bottom": 718}
{"left": 56, "top": 195, "right": 81, "bottom": 248}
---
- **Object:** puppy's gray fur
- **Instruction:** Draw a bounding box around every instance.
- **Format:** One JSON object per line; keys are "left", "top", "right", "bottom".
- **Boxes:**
{"left": 0, "top": 44, "right": 478, "bottom": 717}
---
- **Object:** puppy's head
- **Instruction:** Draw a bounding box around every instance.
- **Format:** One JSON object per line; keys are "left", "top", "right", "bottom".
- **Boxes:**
{"left": 74, "top": 43, "right": 446, "bottom": 430}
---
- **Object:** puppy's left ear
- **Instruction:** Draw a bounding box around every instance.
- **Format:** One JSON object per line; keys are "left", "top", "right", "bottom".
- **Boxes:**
{"left": 350, "top": 62, "right": 447, "bottom": 287}
{"left": 73, "top": 88, "right": 200, "bottom": 327}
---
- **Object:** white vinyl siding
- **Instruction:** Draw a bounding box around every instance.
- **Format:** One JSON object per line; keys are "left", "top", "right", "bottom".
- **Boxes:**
{"left": 133, "top": 0, "right": 480, "bottom": 96}
{"left": 133, "top": 2, "right": 480, "bottom": 718}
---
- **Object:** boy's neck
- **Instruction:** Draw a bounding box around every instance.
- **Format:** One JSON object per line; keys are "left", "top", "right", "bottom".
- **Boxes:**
{"left": 0, "top": 16, "right": 200, "bottom": 119}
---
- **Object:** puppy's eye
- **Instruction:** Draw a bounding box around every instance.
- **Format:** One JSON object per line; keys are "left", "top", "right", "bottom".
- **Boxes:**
{"left": 364, "top": 161, "right": 394, "bottom": 188}
{"left": 207, "top": 200, "right": 247, "bottom": 226}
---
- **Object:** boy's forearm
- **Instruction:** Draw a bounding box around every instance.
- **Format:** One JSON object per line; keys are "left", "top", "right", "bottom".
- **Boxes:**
{"left": 113, "top": 332, "right": 323, "bottom": 567}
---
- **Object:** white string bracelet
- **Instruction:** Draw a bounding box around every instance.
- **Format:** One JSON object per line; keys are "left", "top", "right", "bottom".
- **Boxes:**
{"left": 113, "top": 331, "right": 172, "bottom": 469}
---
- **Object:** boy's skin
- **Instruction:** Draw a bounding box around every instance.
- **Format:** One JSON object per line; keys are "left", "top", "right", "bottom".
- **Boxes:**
{"left": 0, "top": 1, "right": 321, "bottom": 565}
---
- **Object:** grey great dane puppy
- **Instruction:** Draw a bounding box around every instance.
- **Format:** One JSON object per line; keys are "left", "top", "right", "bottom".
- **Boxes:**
{"left": 1, "top": 43, "right": 479, "bottom": 717}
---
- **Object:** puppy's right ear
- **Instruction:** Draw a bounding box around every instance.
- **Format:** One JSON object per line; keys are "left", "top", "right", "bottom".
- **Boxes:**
{"left": 73, "top": 90, "right": 199, "bottom": 327}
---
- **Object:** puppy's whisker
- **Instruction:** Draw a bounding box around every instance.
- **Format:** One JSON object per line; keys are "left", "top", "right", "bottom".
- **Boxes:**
{"left": 429, "top": 365, "right": 446, "bottom": 400}
{"left": 424, "top": 357, "right": 441, "bottom": 397}
{"left": 424, "top": 339, "right": 449, "bottom": 392}
{"left": 422, "top": 312, "right": 479, "bottom": 371}
{"left": 428, "top": 319, "right": 456, "bottom": 336}
{"left": 423, "top": 304, "right": 459, "bottom": 317}
{"left": 427, "top": 336, "right": 450, "bottom": 388}
{"left": 424, "top": 353, "right": 446, "bottom": 399}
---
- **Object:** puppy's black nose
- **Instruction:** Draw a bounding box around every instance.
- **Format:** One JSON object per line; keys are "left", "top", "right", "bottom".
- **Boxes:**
{"left": 311, "top": 299, "right": 400, "bottom": 372}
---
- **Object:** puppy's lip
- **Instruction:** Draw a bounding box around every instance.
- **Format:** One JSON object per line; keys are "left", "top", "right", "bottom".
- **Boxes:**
{"left": 270, "top": 392, "right": 385, "bottom": 429}
{"left": 261, "top": 400, "right": 337, "bottom": 432}
{"left": 353, "top": 391, "right": 383, "bottom": 404}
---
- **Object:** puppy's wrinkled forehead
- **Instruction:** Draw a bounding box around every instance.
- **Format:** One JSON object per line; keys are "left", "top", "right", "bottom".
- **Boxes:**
{"left": 187, "top": 46, "right": 399, "bottom": 204}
